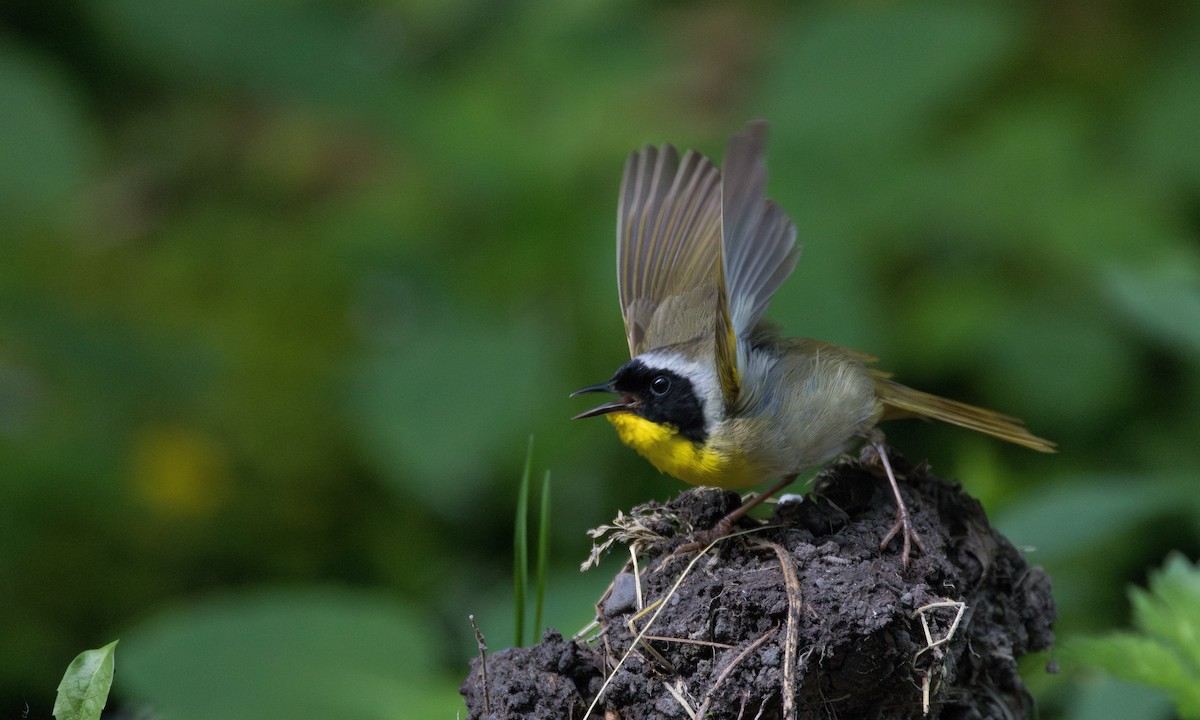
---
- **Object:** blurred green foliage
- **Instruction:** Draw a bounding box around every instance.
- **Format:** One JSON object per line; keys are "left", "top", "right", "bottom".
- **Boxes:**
{"left": 1068, "top": 554, "right": 1200, "bottom": 718}
{"left": 1, "top": 0, "right": 1198, "bottom": 717}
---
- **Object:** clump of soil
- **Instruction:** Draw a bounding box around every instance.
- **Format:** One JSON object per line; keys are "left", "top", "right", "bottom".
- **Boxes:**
{"left": 461, "top": 453, "right": 1056, "bottom": 719}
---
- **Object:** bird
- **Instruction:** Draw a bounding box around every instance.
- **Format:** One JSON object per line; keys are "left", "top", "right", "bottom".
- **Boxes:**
{"left": 572, "top": 120, "right": 1055, "bottom": 567}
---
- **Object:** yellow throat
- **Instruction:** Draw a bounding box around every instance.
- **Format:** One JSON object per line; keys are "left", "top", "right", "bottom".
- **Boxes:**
{"left": 606, "top": 412, "right": 762, "bottom": 489}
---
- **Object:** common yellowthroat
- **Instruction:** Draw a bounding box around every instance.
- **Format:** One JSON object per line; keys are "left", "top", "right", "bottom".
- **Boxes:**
{"left": 573, "top": 120, "right": 1054, "bottom": 566}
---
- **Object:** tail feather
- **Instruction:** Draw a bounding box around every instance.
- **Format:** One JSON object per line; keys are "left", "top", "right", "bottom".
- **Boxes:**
{"left": 873, "top": 377, "right": 1056, "bottom": 453}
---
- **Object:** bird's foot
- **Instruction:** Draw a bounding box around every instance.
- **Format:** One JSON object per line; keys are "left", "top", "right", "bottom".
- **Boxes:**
{"left": 864, "top": 429, "right": 927, "bottom": 570}
{"left": 676, "top": 475, "right": 799, "bottom": 554}
{"left": 880, "top": 501, "right": 926, "bottom": 569}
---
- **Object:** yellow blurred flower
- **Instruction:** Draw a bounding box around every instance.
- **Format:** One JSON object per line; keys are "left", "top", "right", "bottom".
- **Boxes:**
{"left": 130, "top": 426, "right": 231, "bottom": 519}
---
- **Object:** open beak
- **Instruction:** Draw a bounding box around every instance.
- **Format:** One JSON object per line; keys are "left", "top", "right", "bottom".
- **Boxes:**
{"left": 570, "top": 382, "right": 636, "bottom": 420}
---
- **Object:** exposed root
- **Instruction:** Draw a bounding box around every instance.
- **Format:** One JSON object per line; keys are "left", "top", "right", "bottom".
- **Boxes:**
{"left": 695, "top": 626, "right": 779, "bottom": 718}
{"left": 751, "top": 538, "right": 803, "bottom": 719}
{"left": 913, "top": 599, "right": 968, "bottom": 714}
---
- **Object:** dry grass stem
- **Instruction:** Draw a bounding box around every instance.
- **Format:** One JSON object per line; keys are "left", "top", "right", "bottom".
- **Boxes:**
{"left": 663, "top": 678, "right": 698, "bottom": 719}
{"left": 630, "top": 545, "right": 644, "bottom": 610}
{"left": 581, "top": 505, "right": 689, "bottom": 571}
{"left": 636, "top": 635, "right": 737, "bottom": 650}
{"left": 469, "top": 614, "right": 490, "bottom": 716}
{"left": 582, "top": 534, "right": 724, "bottom": 718}
{"left": 695, "top": 626, "right": 779, "bottom": 718}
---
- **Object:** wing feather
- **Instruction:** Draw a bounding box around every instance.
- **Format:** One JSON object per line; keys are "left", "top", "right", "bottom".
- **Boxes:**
{"left": 617, "top": 144, "right": 723, "bottom": 356}
{"left": 721, "top": 121, "right": 801, "bottom": 341}
{"left": 713, "top": 121, "right": 801, "bottom": 403}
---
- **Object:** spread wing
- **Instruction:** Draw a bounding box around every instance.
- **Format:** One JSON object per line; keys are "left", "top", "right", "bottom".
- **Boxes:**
{"left": 617, "top": 143, "right": 723, "bottom": 357}
{"left": 715, "top": 121, "right": 801, "bottom": 399}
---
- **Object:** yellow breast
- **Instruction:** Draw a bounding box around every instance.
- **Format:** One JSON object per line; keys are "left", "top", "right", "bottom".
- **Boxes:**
{"left": 606, "top": 413, "right": 762, "bottom": 489}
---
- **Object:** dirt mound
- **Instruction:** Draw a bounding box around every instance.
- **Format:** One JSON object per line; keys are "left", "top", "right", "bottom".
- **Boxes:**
{"left": 461, "top": 453, "right": 1056, "bottom": 719}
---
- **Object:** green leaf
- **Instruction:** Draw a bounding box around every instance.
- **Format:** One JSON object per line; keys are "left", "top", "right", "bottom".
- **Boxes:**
{"left": 1131, "top": 554, "right": 1200, "bottom": 674}
{"left": 346, "top": 310, "right": 564, "bottom": 515}
{"left": 980, "top": 295, "right": 1136, "bottom": 427}
{"left": 1069, "top": 635, "right": 1200, "bottom": 718}
{"left": 1107, "top": 263, "right": 1200, "bottom": 360}
{"left": 90, "top": 0, "right": 406, "bottom": 113}
{"left": 768, "top": 1, "right": 1022, "bottom": 152}
{"left": 0, "top": 44, "right": 93, "bottom": 224}
{"left": 118, "top": 588, "right": 459, "bottom": 720}
{"left": 1058, "top": 675, "right": 1174, "bottom": 720}
{"left": 1070, "top": 635, "right": 1198, "bottom": 703}
{"left": 1132, "top": 44, "right": 1200, "bottom": 188}
{"left": 53, "top": 640, "right": 118, "bottom": 720}
{"left": 1067, "top": 554, "right": 1200, "bottom": 718}
{"left": 994, "top": 476, "right": 1179, "bottom": 559}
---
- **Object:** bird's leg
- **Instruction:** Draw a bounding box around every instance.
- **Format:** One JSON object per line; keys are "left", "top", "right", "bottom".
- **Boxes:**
{"left": 865, "top": 428, "right": 926, "bottom": 568}
{"left": 678, "top": 474, "right": 799, "bottom": 552}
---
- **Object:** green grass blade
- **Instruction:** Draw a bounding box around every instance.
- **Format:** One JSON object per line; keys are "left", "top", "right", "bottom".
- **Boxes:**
{"left": 513, "top": 436, "right": 533, "bottom": 646}
{"left": 534, "top": 469, "right": 551, "bottom": 639}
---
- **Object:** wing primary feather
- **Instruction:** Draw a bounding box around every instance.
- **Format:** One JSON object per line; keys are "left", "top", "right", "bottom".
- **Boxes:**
{"left": 620, "top": 144, "right": 681, "bottom": 339}
{"left": 616, "top": 140, "right": 723, "bottom": 356}
{"left": 720, "top": 121, "right": 801, "bottom": 341}
{"left": 644, "top": 146, "right": 681, "bottom": 299}
{"left": 663, "top": 151, "right": 719, "bottom": 296}
{"left": 651, "top": 150, "right": 690, "bottom": 300}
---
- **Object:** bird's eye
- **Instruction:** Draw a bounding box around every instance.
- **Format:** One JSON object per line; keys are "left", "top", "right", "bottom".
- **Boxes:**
{"left": 650, "top": 375, "right": 671, "bottom": 396}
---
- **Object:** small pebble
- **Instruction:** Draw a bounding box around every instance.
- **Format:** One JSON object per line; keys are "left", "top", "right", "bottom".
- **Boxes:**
{"left": 603, "top": 573, "right": 638, "bottom": 615}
